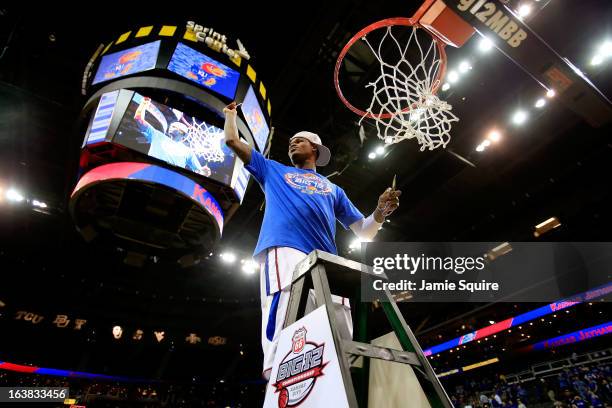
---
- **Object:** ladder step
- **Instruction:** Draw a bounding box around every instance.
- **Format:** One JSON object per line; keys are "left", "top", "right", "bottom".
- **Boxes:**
{"left": 343, "top": 340, "right": 422, "bottom": 366}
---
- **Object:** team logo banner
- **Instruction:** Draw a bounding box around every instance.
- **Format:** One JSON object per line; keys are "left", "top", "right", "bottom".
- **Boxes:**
{"left": 263, "top": 305, "right": 349, "bottom": 408}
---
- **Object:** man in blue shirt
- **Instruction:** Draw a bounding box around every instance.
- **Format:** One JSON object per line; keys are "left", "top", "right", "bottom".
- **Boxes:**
{"left": 223, "top": 102, "right": 401, "bottom": 380}
{"left": 134, "top": 97, "right": 204, "bottom": 174}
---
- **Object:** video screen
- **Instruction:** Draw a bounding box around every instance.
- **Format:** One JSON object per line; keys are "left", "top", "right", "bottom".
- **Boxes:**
{"left": 233, "top": 165, "right": 250, "bottom": 203}
{"left": 84, "top": 90, "right": 120, "bottom": 146}
{"left": 168, "top": 43, "right": 240, "bottom": 99}
{"left": 242, "top": 85, "right": 270, "bottom": 151}
{"left": 92, "top": 41, "right": 161, "bottom": 85}
{"left": 114, "top": 92, "right": 236, "bottom": 185}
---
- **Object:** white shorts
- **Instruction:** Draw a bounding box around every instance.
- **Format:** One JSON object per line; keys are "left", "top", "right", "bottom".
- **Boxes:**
{"left": 258, "top": 247, "right": 353, "bottom": 380}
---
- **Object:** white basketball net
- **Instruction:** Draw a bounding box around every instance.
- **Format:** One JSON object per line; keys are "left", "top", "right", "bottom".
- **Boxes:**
{"left": 359, "top": 26, "right": 458, "bottom": 151}
{"left": 183, "top": 118, "right": 226, "bottom": 163}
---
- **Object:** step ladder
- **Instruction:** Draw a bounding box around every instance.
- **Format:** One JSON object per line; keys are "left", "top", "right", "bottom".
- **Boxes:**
{"left": 283, "top": 250, "right": 452, "bottom": 408}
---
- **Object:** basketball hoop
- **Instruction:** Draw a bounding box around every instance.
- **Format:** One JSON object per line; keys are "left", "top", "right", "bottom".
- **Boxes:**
{"left": 181, "top": 117, "right": 226, "bottom": 163}
{"left": 334, "top": 1, "right": 473, "bottom": 151}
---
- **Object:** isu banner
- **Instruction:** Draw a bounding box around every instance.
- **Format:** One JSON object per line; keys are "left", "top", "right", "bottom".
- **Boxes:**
{"left": 263, "top": 305, "right": 349, "bottom": 408}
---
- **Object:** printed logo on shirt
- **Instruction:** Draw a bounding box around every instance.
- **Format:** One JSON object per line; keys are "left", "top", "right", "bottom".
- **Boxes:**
{"left": 284, "top": 172, "right": 332, "bottom": 195}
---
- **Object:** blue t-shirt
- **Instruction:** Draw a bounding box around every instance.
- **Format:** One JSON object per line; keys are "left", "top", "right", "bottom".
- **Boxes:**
{"left": 142, "top": 125, "right": 201, "bottom": 173}
{"left": 245, "top": 149, "right": 364, "bottom": 258}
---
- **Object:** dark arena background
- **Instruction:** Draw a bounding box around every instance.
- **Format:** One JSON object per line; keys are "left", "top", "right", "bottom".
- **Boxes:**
{"left": 0, "top": 1, "right": 611, "bottom": 408}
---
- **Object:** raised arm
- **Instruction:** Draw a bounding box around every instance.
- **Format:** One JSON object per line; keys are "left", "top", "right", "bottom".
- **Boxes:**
{"left": 223, "top": 102, "right": 252, "bottom": 164}
{"left": 350, "top": 187, "right": 401, "bottom": 241}
{"left": 134, "top": 97, "right": 151, "bottom": 126}
{"left": 134, "top": 97, "right": 155, "bottom": 143}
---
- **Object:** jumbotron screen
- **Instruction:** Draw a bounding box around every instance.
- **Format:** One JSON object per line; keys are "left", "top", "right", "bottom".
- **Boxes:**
{"left": 92, "top": 41, "right": 161, "bottom": 85}
{"left": 113, "top": 92, "right": 236, "bottom": 185}
{"left": 168, "top": 42, "right": 240, "bottom": 99}
{"left": 242, "top": 85, "right": 270, "bottom": 151}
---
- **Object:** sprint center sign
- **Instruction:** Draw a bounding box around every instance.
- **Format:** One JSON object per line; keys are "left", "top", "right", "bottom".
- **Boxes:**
{"left": 263, "top": 305, "right": 349, "bottom": 408}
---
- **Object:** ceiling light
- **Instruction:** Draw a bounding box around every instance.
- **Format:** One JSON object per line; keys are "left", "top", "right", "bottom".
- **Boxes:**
{"left": 482, "top": 139, "right": 491, "bottom": 147}
{"left": 241, "top": 260, "right": 258, "bottom": 274}
{"left": 546, "top": 89, "right": 556, "bottom": 98}
{"left": 478, "top": 37, "right": 493, "bottom": 52}
{"left": 368, "top": 152, "right": 377, "bottom": 160}
{"left": 6, "top": 188, "right": 24, "bottom": 202}
{"left": 442, "top": 83, "right": 451, "bottom": 91}
{"left": 476, "top": 144, "right": 485, "bottom": 152}
{"left": 349, "top": 239, "right": 363, "bottom": 250}
{"left": 534, "top": 216, "right": 561, "bottom": 237}
{"left": 512, "top": 110, "right": 528, "bottom": 125}
{"left": 32, "top": 200, "right": 47, "bottom": 208}
{"left": 518, "top": 4, "right": 532, "bottom": 18}
{"left": 599, "top": 41, "right": 612, "bottom": 57}
{"left": 220, "top": 252, "right": 237, "bottom": 264}
{"left": 375, "top": 146, "right": 385, "bottom": 155}
{"left": 591, "top": 54, "right": 604, "bottom": 66}
{"left": 535, "top": 98, "right": 546, "bottom": 108}
{"left": 488, "top": 130, "right": 502, "bottom": 142}
{"left": 458, "top": 61, "right": 471, "bottom": 73}
{"left": 447, "top": 71, "right": 459, "bottom": 83}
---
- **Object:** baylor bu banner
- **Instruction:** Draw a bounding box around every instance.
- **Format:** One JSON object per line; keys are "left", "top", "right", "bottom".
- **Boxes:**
{"left": 263, "top": 305, "right": 349, "bottom": 408}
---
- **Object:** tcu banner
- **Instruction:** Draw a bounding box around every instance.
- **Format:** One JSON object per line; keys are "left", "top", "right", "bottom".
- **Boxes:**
{"left": 263, "top": 305, "right": 349, "bottom": 408}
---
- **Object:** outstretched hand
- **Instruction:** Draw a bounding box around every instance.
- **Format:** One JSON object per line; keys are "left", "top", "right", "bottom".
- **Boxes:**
{"left": 223, "top": 101, "right": 239, "bottom": 117}
{"left": 376, "top": 188, "right": 402, "bottom": 220}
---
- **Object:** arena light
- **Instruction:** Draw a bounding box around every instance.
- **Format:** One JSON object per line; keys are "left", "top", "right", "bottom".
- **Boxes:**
{"left": 534, "top": 216, "right": 561, "bottom": 237}
{"left": 478, "top": 37, "right": 494, "bottom": 52}
{"left": 112, "top": 326, "right": 123, "bottom": 340}
{"left": 458, "top": 60, "right": 471, "bottom": 73}
{"left": 350, "top": 238, "right": 369, "bottom": 251}
{"left": 591, "top": 54, "right": 604, "bottom": 66}
{"left": 6, "top": 188, "right": 24, "bottom": 203}
{"left": 534, "top": 98, "right": 546, "bottom": 108}
{"left": 241, "top": 260, "right": 258, "bottom": 274}
{"left": 512, "top": 110, "right": 528, "bottom": 125}
{"left": 475, "top": 144, "right": 485, "bottom": 152}
{"left": 546, "top": 89, "right": 556, "bottom": 98}
{"left": 482, "top": 139, "right": 491, "bottom": 148}
{"left": 599, "top": 40, "right": 612, "bottom": 58}
{"left": 518, "top": 4, "right": 532, "bottom": 18}
{"left": 487, "top": 130, "right": 502, "bottom": 143}
{"left": 368, "top": 152, "right": 377, "bottom": 160}
{"left": 590, "top": 40, "right": 612, "bottom": 66}
{"left": 375, "top": 145, "right": 385, "bottom": 155}
{"left": 441, "top": 83, "right": 451, "bottom": 91}
{"left": 32, "top": 200, "right": 48, "bottom": 209}
{"left": 485, "top": 242, "right": 512, "bottom": 261}
{"left": 220, "top": 252, "right": 237, "bottom": 264}
{"left": 447, "top": 70, "right": 459, "bottom": 83}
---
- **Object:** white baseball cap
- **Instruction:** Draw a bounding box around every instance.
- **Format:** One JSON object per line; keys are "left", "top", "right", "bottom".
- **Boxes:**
{"left": 290, "top": 131, "right": 331, "bottom": 167}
